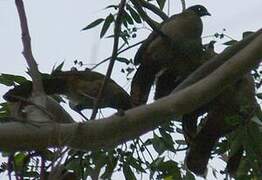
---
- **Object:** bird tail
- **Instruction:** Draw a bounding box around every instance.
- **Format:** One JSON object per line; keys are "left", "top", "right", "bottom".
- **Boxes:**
{"left": 185, "top": 129, "right": 218, "bottom": 176}
{"left": 3, "top": 78, "right": 67, "bottom": 102}
{"left": 131, "top": 65, "right": 159, "bottom": 107}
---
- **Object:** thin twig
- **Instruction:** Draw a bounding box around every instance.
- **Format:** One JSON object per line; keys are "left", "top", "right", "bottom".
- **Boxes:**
{"left": 91, "top": 40, "right": 144, "bottom": 70}
{"left": 15, "top": 0, "right": 44, "bottom": 96}
{"left": 90, "top": 0, "right": 127, "bottom": 119}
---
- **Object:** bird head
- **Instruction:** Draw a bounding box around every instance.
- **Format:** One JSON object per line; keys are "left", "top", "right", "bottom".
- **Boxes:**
{"left": 187, "top": 5, "right": 211, "bottom": 17}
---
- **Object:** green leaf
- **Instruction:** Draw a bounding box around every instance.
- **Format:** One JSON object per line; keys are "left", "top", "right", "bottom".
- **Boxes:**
{"left": 126, "top": 4, "right": 142, "bottom": 23}
{"left": 105, "top": 5, "right": 118, "bottom": 10}
{"left": 100, "top": 14, "right": 114, "bottom": 38}
{"left": 124, "top": 10, "right": 134, "bottom": 25}
{"left": 0, "top": 73, "right": 27, "bottom": 86}
{"left": 151, "top": 133, "right": 166, "bottom": 155}
{"left": 175, "top": 139, "right": 186, "bottom": 145}
{"left": 156, "top": 0, "right": 166, "bottom": 10}
{"left": 82, "top": 18, "right": 105, "bottom": 31}
{"left": 101, "top": 156, "right": 118, "bottom": 179}
{"left": 223, "top": 40, "right": 238, "bottom": 46}
{"left": 14, "top": 153, "right": 27, "bottom": 172}
{"left": 184, "top": 171, "right": 195, "bottom": 180}
{"left": 123, "top": 164, "right": 136, "bottom": 180}
{"left": 127, "top": 156, "right": 146, "bottom": 173}
{"left": 116, "top": 57, "right": 130, "bottom": 64}
{"left": 228, "top": 128, "right": 244, "bottom": 156}
{"left": 159, "top": 128, "right": 175, "bottom": 151}
{"left": 256, "top": 93, "right": 262, "bottom": 100}
{"left": 157, "top": 160, "right": 182, "bottom": 179}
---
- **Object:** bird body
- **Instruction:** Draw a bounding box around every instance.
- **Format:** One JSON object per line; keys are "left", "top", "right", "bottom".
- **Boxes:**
{"left": 131, "top": 5, "right": 210, "bottom": 106}
{"left": 4, "top": 70, "right": 132, "bottom": 112}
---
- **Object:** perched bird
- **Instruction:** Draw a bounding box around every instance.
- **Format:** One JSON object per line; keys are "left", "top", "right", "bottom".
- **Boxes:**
{"left": 131, "top": 5, "right": 211, "bottom": 106}
{"left": 185, "top": 74, "right": 258, "bottom": 176}
{"left": 3, "top": 70, "right": 132, "bottom": 119}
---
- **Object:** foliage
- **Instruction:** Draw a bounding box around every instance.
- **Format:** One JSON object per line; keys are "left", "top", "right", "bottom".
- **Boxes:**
{"left": 0, "top": 0, "right": 261, "bottom": 179}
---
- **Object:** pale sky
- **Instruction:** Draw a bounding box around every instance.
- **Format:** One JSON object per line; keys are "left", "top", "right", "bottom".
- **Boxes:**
{"left": 0, "top": 0, "right": 261, "bottom": 179}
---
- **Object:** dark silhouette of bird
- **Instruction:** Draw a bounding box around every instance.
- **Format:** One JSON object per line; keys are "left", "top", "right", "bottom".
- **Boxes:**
{"left": 131, "top": 5, "right": 211, "bottom": 106}
{"left": 152, "top": 39, "right": 219, "bottom": 176}
{"left": 3, "top": 70, "right": 132, "bottom": 119}
{"left": 185, "top": 73, "right": 258, "bottom": 176}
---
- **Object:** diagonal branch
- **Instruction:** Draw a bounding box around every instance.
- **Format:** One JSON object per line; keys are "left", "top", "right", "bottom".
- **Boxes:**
{"left": 90, "top": 0, "right": 127, "bottom": 119}
{"left": 0, "top": 30, "right": 261, "bottom": 151}
{"left": 15, "top": 0, "right": 44, "bottom": 96}
{"left": 91, "top": 40, "right": 144, "bottom": 70}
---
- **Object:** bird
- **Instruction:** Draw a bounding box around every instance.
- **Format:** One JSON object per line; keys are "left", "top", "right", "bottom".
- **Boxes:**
{"left": 152, "top": 39, "right": 218, "bottom": 176}
{"left": 3, "top": 69, "right": 132, "bottom": 119}
{"left": 130, "top": 5, "right": 211, "bottom": 106}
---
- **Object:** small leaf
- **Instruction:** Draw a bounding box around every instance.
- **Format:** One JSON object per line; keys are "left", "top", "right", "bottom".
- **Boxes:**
{"left": 101, "top": 156, "right": 118, "bottom": 179}
{"left": 123, "top": 164, "right": 136, "bottom": 180}
{"left": 82, "top": 18, "right": 105, "bottom": 31}
{"left": 184, "top": 171, "right": 195, "bottom": 180}
{"left": 156, "top": 0, "right": 166, "bottom": 10}
{"left": 100, "top": 14, "right": 114, "bottom": 38}
{"left": 127, "top": 156, "right": 146, "bottom": 173}
{"left": 105, "top": 5, "right": 118, "bottom": 10}
{"left": 52, "top": 61, "right": 64, "bottom": 72}
{"left": 116, "top": 57, "right": 130, "bottom": 64}
{"left": 157, "top": 160, "right": 182, "bottom": 179}
{"left": 151, "top": 133, "right": 166, "bottom": 155}
{"left": 175, "top": 140, "right": 186, "bottom": 145}
{"left": 176, "top": 127, "right": 183, "bottom": 134}
{"left": 14, "top": 153, "right": 27, "bottom": 171}
{"left": 0, "top": 74, "right": 27, "bottom": 86}
{"left": 124, "top": 10, "right": 134, "bottom": 25}
{"left": 223, "top": 40, "right": 238, "bottom": 46}
{"left": 256, "top": 93, "right": 262, "bottom": 100}
{"left": 126, "top": 4, "right": 142, "bottom": 23}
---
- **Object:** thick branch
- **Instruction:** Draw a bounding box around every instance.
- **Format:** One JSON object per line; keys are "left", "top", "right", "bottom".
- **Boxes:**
{"left": 0, "top": 32, "right": 261, "bottom": 151}
{"left": 15, "top": 0, "right": 44, "bottom": 96}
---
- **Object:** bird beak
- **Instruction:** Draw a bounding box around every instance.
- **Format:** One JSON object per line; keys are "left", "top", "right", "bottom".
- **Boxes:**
{"left": 206, "top": 12, "right": 211, "bottom": 16}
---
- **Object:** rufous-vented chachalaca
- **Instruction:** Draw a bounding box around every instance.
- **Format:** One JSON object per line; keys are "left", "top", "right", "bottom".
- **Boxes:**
{"left": 185, "top": 73, "right": 258, "bottom": 176}
{"left": 3, "top": 70, "right": 132, "bottom": 117}
{"left": 131, "top": 5, "right": 211, "bottom": 106}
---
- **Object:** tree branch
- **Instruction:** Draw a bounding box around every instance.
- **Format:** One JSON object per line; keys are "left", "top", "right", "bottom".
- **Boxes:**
{"left": 1, "top": 32, "right": 261, "bottom": 151}
{"left": 90, "top": 0, "right": 127, "bottom": 119}
{"left": 15, "top": 0, "right": 44, "bottom": 96}
{"left": 91, "top": 40, "right": 144, "bottom": 70}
